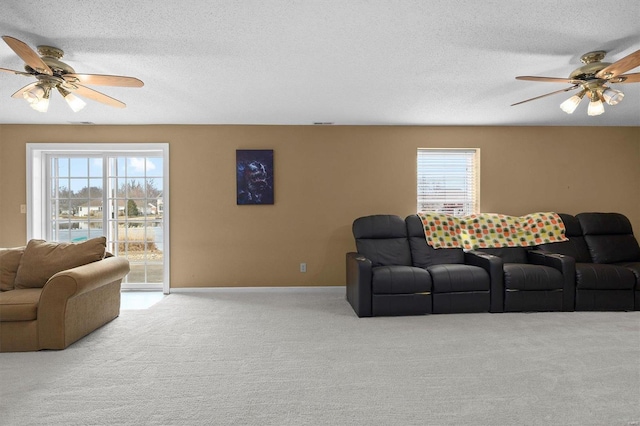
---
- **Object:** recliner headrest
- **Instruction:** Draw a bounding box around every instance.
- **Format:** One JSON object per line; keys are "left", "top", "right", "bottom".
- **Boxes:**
{"left": 405, "top": 214, "right": 426, "bottom": 237}
{"left": 557, "top": 213, "right": 583, "bottom": 237}
{"left": 353, "top": 215, "right": 407, "bottom": 239}
{"left": 577, "top": 212, "right": 633, "bottom": 236}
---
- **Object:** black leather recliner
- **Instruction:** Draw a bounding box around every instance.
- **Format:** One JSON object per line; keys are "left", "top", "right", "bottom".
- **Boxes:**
{"left": 346, "top": 215, "right": 432, "bottom": 317}
{"left": 346, "top": 212, "right": 638, "bottom": 316}
{"left": 405, "top": 214, "right": 502, "bottom": 313}
{"left": 538, "top": 213, "right": 637, "bottom": 311}
{"left": 471, "top": 246, "right": 575, "bottom": 312}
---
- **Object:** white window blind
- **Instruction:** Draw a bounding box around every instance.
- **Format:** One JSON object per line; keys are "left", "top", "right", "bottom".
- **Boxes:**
{"left": 417, "top": 148, "right": 479, "bottom": 216}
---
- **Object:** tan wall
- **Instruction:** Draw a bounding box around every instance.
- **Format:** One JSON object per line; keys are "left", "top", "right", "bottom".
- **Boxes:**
{"left": 0, "top": 125, "right": 3, "bottom": 236}
{"left": 0, "top": 125, "right": 638, "bottom": 288}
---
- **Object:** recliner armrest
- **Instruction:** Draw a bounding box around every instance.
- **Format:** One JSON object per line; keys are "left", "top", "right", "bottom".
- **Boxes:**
{"left": 346, "top": 252, "right": 373, "bottom": 317}
{"left": 465, "top": 250, "right": 504, "bottom": 313}
{"left": 527, "top": 250, "right": 576, "bottom": 311}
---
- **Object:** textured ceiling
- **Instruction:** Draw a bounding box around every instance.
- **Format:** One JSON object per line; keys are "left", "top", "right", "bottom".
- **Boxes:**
{"left": 0, "top": 1, "right": 639, "bottom": 126}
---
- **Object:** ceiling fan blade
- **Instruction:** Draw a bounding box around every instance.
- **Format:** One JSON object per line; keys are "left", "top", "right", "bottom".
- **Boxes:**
{"left": 0, "top": 66, "right": 33, "bottom": 76}
{"left": 68, "top": 83, "right": 126, "bottom": 108}
{"left": 596, "top": 49, "right": 640, "bottom": 79}
{"left": 609, "top": 72, "right": 640, "bottom": 84}
{"left": 63, "top": 73, "right": 144, "bottom": 87}
{"left": 516, "top": 76, "right": 584, "bottom": 84}
{"left": 511, "top": 85, "right": 581, "bottom": 106}
{"left": 1, "top": 35, "right": 52, "bottom": 75}
{"left": 11, "top": 82, "right": 38, "bottom": 98}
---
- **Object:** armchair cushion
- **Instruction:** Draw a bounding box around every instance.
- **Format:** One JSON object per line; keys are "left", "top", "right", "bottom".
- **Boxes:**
{"left": 503, "top": 264, "right": 564, "bottom": 291}
{"left": 0, "top": 288, "right": 40, "bottom": 321}
{"left": 427, "top": 264, "right": 490, "bottom": 293}
{"left": 616, "top": 262, "right": 640, "bottom": 280}
{"left": 0, "top": 247, "right": 24, "bottom": 292}
{"left": 575, "top": 263, "right": 635, "bottom": 290}
{"left": 371, "top": 266, "right": 431, "bottom": 294}
{"left": 14, "top": 237, "right": 106, "bottom": 289}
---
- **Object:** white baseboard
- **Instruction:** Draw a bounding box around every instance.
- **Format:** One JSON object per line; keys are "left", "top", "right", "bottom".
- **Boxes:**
{"left": 169, "top": 286, "right": 344, "bottom": 294}
{"left": 121, "top": 286, "right": 163, "bottom": 292}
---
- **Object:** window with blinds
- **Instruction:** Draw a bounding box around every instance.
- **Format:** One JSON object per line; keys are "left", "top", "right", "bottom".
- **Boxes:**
{"left": 417, "top": 148, "right": 479, "bottom": 216}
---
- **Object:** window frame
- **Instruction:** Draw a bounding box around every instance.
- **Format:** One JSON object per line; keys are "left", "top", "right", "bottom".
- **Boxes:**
{"left": 26, "top": 143, "right": 170, "bottom": 293}
{"left": 417, "top": 148, "right": 480, "bottom": 216}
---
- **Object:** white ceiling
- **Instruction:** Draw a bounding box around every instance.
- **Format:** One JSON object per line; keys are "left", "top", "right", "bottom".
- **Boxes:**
{"left": 1, "top": 1, "right": 639, "bottom": 126}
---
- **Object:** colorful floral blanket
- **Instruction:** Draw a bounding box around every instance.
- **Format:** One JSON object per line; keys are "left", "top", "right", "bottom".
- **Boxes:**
{"left": 416, "top": 212, "right": 568, "bottom": 249}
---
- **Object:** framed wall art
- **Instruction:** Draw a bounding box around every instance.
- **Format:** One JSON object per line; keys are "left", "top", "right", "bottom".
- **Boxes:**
{"left": 236, "top": 149, "right": 274, "bottom": 205}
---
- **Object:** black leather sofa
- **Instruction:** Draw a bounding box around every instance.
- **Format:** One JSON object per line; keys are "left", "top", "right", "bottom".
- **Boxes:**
{"left": 538, "top": 213, "right": 640, "bottom": 311}
{"left": 346, "top": 212, "right": 639, "bottom": 317}
{"left": 346, "top": 214, "right": 542, "bottom": 317}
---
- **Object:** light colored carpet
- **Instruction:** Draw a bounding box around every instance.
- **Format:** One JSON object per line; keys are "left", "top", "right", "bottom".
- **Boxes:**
{"left": 1, "top": 287, "right": 639, "bottom": 426}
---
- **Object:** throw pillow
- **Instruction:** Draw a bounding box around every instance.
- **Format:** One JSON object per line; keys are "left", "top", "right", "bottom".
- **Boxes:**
{"left": 0, "top": 247, "right": 25, "bottom": 291}
{"left": 14, "top": 237, "right": 107, "bottom": 289}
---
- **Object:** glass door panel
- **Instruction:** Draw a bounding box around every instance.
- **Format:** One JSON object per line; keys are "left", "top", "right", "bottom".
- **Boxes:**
{"left": 107, "top": 156, "right": 164, "bottom": 288}
{"left": 47, "top": 154, "right": 165, "bottom": 290}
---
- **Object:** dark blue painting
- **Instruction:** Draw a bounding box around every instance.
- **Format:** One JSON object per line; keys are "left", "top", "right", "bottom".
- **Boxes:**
{"left": 236, "top": 149, "right": 274, "bottom": 205}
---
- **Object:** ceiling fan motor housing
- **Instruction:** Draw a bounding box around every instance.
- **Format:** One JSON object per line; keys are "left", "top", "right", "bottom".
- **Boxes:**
{"left": 24, "top": 45, "right": 76, "bottom": 75}
{"left": 567, "top": 51, "right": 614, "bottom": 102}
{"left": 569, "top": 51, "right": 611, "bottom": 81}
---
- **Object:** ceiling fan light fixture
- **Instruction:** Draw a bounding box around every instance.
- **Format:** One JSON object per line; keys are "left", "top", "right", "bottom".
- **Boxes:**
{"left": 587, "top": 97, "right": 605, "bottom": 116}
{"left": 28, "top": 86, "right": 51, "bottom": 112}
{"left": 57, "top": 87, "right": 86, "bottom": 112}
{"left": 23, "top": 84, "right": 46, "bottom": 104}
{"left": 559, "top": 91, "right": 585, "bottom": 114}
{"left": 29, "top": 97, "right": 49, "bottom": 112}
{"left": 602, "top": 88, "right": 624, "bottom": 105}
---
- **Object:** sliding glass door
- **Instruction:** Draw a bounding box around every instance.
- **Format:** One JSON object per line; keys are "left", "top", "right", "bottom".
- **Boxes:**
{"left": 28, "top": 144, "right": 169, "bottom": 292}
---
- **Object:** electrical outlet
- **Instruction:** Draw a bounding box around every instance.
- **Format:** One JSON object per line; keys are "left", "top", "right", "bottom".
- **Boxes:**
{"left": 300, "top": 263, "right": 307, "bottom": 273}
